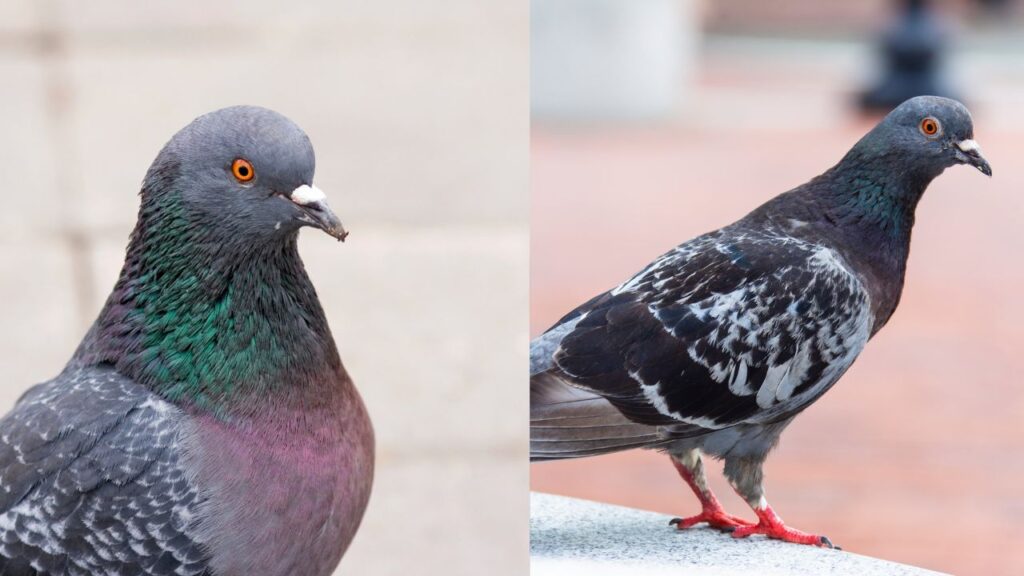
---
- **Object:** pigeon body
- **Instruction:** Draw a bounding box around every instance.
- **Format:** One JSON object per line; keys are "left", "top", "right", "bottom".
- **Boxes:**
{"left": 530, "top": 96, "right": 991, "bottom": 546}
{"left": 0, "top": 107, "right": 373, "bottom": 575}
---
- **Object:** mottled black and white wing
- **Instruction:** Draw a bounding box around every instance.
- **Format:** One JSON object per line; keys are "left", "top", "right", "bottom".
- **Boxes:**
{"left": 0, "top": 366, "right": 210, "bottom": 576}
{"left": 541, "top": 229, "right": 873, "bottom": 433}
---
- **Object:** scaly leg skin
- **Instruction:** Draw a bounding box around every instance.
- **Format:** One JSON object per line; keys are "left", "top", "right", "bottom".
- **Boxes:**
{"left": 723, "top": 456, "right": 839, "bottom": 549}
{"left": 668, "top": 450, "right": 753, "bottom": 532}
{"left": 730, "top": 500, "right": 838, "bottom": 548}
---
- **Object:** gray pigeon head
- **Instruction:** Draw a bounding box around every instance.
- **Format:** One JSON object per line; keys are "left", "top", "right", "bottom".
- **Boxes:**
{"left": 143, "top": 105, "right": 348, "bottom": 242}
{"left": 855, "top": 95, "right": 991, "bottom": 178}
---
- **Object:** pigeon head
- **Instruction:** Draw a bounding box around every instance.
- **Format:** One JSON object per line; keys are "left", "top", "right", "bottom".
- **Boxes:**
{"left": 854, "top": 95, "right": 991, "bottom": 178}
{"left": 144, "top": 105, "right": 348, "bottom": 243}
{"left": 83, "top": 106, "right": 351, "bottom": 414}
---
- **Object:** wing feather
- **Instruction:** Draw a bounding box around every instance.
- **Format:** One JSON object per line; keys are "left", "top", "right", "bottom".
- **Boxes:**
{"left": 0, "top": 366, "right": 210, "bottom": 575}
{"left": 538, "top": 229, "right": 872, "bottom": 432}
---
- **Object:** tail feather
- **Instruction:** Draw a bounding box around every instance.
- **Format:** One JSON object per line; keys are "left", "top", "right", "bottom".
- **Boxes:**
{"left": 530, "top": 372, "right": 667, "bottom": 461}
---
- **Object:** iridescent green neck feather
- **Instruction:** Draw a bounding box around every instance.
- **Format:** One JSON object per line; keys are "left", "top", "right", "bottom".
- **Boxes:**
{"left": 817, "top": 139, "right": 933, "bottom": 241}
{"left": 76, "top": 165, "right": 342, "bottom": 416}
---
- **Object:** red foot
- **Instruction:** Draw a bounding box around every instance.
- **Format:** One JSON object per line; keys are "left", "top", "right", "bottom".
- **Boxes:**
{"left": 730, "top": 505, "right": 837, "bottom": 549}
{"left": 670, "top": 507, "right": 754, "bottom": 531}
{"left": 669, "top": 457, "right": 753, "bottom": 532}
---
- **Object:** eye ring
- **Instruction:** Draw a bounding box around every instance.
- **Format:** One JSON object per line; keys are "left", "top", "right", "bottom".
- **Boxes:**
{"left": 919, "top": 117, "right": 941, "bottom": 137}
{"left": 231, "top": 158, "right": 255, "bottom": 183}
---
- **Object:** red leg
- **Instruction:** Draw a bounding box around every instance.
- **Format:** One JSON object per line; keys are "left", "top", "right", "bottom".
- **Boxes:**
{"left": 669, "top": 454, "right": 753, "bottom": 532}
{"left": 730, "top": 501, "right": 837, "bottom": 549}
{"left": 722, "top": 456, "right": 839, "bottom": 549}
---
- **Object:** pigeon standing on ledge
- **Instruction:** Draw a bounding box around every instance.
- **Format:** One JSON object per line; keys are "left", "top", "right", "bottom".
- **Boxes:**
{"left": 531, "top": 96, "right": 991, "bottom": 547}
{"left": 0, "top": 107, "right": 374, "bottom": 575}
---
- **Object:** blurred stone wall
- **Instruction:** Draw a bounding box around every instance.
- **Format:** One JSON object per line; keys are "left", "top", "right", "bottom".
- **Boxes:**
{"left": 0, "top": 2, "right": 527, "bottom": 575}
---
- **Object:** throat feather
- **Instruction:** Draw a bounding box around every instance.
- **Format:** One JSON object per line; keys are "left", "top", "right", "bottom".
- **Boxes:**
{"left": 826, "top": 166, "right": 927, "bottom": 239}
{"left": 81, "top": 197, "right": 339, "bottom": 414}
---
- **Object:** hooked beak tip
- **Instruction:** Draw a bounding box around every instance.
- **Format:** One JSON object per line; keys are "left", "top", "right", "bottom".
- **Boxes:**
{"left": 289, "top": 184, "right": 349, "bottom": 242}
{"left": 955, "top": 139, "right": 992, "bottom": 177}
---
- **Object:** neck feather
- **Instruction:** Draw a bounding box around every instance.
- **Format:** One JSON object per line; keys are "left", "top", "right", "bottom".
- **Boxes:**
{"left": 816, "top": 146, "right": 935, "bottom": 241}
{"left": 76, "top": 187, "right": 343, "bottom": 416}
{"left": 762, "top": 147, "right": 940, "bottom": 331}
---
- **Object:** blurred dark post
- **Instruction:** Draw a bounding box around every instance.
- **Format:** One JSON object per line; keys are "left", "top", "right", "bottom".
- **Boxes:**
{"left": 860, "top": 0, "right": 958, "bottom": 111}
{"left": 978, "top": 0, "right": 1010, "bottom": 11}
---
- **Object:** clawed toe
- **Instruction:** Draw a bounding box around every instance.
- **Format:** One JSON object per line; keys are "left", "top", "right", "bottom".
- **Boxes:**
{"left": 731, "top": 521, "right": 837, "bottom": 548}
{"left": 820, "top": 535, "right": 840, "bottom": 550}
{"left": 670, "top": 509, "right": 754, "bottom": 532}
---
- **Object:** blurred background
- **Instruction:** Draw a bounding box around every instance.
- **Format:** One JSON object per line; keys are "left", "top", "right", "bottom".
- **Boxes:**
{"left": 531, "top": 0, "right": 1024, "bottom": 574}
{"left": 0, "top": 2, "right": 527, "bottom": 575}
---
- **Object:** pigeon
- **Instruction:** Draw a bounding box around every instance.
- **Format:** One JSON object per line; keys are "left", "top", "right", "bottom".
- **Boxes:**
{"left": 530, "top": 96, "right": 991, "bottom": 547}
{"left": 0, "top": 106, "right": 374, "bottom": 575}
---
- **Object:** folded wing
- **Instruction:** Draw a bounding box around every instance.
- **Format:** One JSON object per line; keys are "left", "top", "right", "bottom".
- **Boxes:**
{"left": 538, "top": 230, "right": 873, "bottom": 435}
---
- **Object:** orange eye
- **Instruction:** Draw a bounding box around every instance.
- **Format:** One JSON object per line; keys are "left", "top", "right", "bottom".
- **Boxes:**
{"left": 231, "top": 158, "right": 255, "bottom": 182}
{"left": 919, "top": 117, "right": 940, "bottom": 137}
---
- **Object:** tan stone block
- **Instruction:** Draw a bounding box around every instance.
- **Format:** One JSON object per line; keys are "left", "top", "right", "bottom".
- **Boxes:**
{"left": 302, "top": 226, "right": 528, "bottom": 452}
{"left": 61, "top": 0, "right": 526, "bottom": 232}
{"left": 0, "top": 58, "right": 62, "bottom": 240}
{"left": 0, "top": 240, "right": 81, "bottom": 412}
{"left": 342, "top": 455, "right": 527, "bottom": 576}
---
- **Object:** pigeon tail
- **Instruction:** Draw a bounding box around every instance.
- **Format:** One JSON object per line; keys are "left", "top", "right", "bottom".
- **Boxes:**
{"left": 530, "top": 373, "right": 668, "bottom": 461}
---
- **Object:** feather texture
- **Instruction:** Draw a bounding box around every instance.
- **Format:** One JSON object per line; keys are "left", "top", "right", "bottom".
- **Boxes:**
{"left": 554, "top": 229, "right": 872, "bottom": 432}
{"left": 0, "top": 366, "right": 208, "bottom": 575}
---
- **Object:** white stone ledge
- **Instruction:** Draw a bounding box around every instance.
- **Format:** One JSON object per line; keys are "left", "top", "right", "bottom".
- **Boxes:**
{"left": 531, "top": 493, "right": 949, "bottom": 576}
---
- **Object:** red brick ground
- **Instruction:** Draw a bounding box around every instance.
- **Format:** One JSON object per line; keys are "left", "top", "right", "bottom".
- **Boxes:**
{"left": 531, "top": 97, "right": 1024, "bottom": 574}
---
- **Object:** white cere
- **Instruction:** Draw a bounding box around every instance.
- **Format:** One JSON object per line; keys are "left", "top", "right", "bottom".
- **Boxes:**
{"left": 957, "top": 139, "right": 982, "bottom": 154}
{"left": 290, "top": 184, "right": 327, "bottom": 206}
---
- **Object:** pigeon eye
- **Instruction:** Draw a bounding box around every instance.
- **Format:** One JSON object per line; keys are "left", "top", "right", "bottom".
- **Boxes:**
{"left": 919, "top": 117, "right": 940, "bottom": 137}
{"left": 231, "top": 158, "right": 255, "bottom": 183}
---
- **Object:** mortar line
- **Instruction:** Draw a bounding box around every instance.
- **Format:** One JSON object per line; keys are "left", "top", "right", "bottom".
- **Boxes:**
{"left": 35, "top": 0, "right": 98, "bottom": 331}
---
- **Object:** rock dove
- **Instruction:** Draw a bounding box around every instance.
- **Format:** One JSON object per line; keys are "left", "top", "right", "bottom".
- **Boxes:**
{"left": 530, "top": 96, "right": 991, "bottom": 547}
{"left": 0, "top": 107, "right": 374, "bottom": 575}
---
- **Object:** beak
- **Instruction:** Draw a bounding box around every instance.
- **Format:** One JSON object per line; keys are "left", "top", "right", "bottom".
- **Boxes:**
{"left": 955, "top": 139, "right": 992, "bottom": 177}
{"left": 288, "top": 184, "right": 349, "bottom": 242}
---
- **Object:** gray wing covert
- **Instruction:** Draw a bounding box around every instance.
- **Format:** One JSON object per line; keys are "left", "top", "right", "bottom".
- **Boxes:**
{"left": 545, "top": 231, "right": 874, "bottom": 431}
{"left": 0, "top": 366, "right": 210, "bottom": 576}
